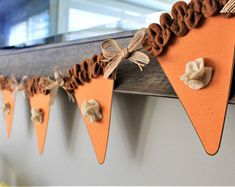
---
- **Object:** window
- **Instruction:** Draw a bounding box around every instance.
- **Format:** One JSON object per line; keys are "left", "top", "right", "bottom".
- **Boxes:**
{"left": 66, "top": 0, "right": 168, "bottom": 40}
{"left": 28, "top": 11, "right": 50, "bottom": 41}
{"left": 69, "top": 8, "right": 120, "bottom": 32}
{"left": 8, "top": 10, "right": 50, "bottom": 46}
{"left": 8, "top": 22, "right": 27, "bottom": 46}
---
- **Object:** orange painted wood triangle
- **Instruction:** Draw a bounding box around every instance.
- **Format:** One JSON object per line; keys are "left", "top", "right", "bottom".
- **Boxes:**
{"left": 29, "top": 94, "right": 51, "bottom": 155}
{"left": 75, "top": 77, "right": 114, "bottom": 164}
{"left": 157, "top": 17, "right": 235, "bottom": 155}
{"left": 2, "top": 90, "right": 15, "bottom": 138}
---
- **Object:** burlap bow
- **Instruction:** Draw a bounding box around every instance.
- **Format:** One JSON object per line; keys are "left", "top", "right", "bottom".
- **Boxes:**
{"left": 38, "top": 76, "right": 57, "bottom": 104}
{"left": 101, "top": 28, "right": 150, "bottom": 79}
{"left": 39, "top": 67, "right": 75, "bottom": 104}
{"left": 220, "top": 0, "right": 235, "bottom": 13}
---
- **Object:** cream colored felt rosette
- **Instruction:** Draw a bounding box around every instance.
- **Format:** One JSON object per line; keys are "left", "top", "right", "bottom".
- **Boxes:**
{"left": 82, "top": 99, "right": 102, "bottom": 124}
{"left": 180, "top": 58, "right": 213, "bottom": 90}
{"left": 31, "top": 108, "right": 44, "bottom": 124}
{"left": 1, "top": 103, "right": 10, "bottom": 117}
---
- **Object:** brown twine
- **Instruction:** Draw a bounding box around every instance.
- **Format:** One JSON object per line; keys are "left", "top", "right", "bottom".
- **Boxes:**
{"left": 62, "top": 53, "right": 117, "bottom": 95}
{"left": 0, "top": 75, "right": 19, "bottom": 96}
{"left": 23, "top": 77, "right": 50, "bottom": 97}
{"left": 20, "top": 72, "right": 74, "bottom": 103}
{"left": 143, "top": 0, "right": 233, "bottom": 57}
{"left": 0, "top": 29, "right": 150, "bottom": 99}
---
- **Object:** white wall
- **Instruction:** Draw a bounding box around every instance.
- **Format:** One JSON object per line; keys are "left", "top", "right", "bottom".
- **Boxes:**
{"left": 0, "top": 90, "right": 235, "bottom": 186}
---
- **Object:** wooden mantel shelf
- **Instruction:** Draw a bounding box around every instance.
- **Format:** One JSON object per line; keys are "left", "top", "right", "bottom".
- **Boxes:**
{"left": 0, "top": 31, "right": 235, "bottom": 104}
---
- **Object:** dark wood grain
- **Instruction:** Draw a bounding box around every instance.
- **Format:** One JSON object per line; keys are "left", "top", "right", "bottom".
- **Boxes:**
{"left": 0, "top": 30, "right": 234, "bottom": 104}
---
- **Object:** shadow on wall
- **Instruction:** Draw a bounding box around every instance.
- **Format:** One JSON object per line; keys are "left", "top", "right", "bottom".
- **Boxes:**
{"left": 114, "top": 93, "right": 156, "bottom": 163}
{"left": 24, "top": 95, "right": 34, "bottom": 138}
{"left": 55, "top": 89, "right": 78, "bottom": 153}
{"left": 0, "top": 157, "right": 16, "bottom": 186}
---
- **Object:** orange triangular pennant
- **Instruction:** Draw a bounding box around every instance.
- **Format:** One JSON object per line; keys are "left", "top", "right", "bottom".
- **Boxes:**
{"left": 75, "top": 77, "right": 114, "bottom": 164}
{"left": 157, "top": 17, "right": 235, "bottom": 155}
{"left": 2, "top": 90, "right": 16, "bottom": 138}
{"left": 29, "top": 94, "right": 51, "bottom": 155}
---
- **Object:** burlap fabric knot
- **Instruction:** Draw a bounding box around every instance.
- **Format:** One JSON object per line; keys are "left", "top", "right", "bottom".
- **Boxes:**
{"left": 180, "top": 58, "right": 213, "bottom": 90}
{"left": 101, "top": 28, "right": 150, "bottom": 79}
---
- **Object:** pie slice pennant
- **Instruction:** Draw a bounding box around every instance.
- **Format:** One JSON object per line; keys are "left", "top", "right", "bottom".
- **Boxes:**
{"left": 75, "top": 77, "right": 114, "bottom": 164}
{"left": 157, "top": 17, "right": 235, "bottom": 155}
{"left": 2, "top": 90, "right": 16, "bottom": 138}
{"left": 29, "top": 94, "right": 51, "bottom": 155}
